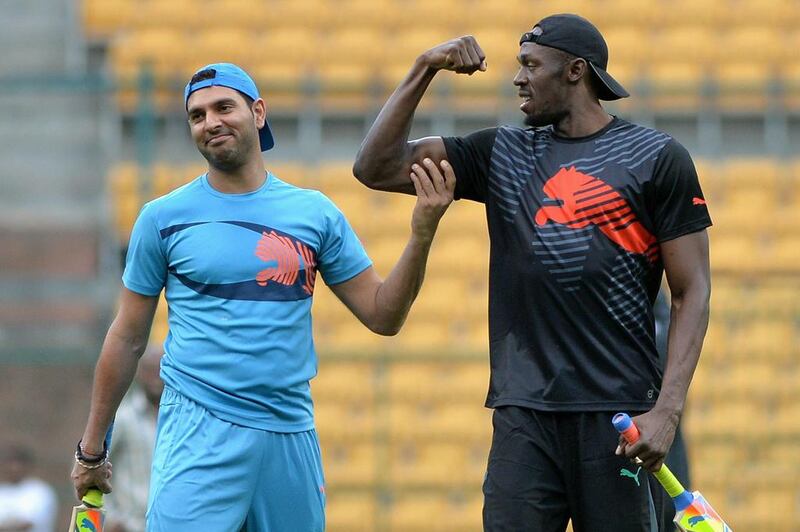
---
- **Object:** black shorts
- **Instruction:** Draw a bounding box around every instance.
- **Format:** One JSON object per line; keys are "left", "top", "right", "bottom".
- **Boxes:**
{"left": 482, "top": 406, "right": 674, "bottom": 532}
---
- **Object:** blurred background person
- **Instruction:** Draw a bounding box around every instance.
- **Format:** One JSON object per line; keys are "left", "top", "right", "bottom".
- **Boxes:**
{"left": 0, "top": 445, "right": 57, "bottom": 532}
{"left": 104, "top": 344, "right": 164, "bottom": 532}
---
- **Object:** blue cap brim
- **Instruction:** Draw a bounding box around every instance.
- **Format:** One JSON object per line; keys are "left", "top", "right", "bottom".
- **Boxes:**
{"left": 259, "top": 121, "right": 275, "bottom": 151}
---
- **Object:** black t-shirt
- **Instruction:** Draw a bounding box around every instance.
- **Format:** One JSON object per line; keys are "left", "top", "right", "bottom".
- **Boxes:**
{"left": 443, "top": 117, "right": 712, "bottom": 412}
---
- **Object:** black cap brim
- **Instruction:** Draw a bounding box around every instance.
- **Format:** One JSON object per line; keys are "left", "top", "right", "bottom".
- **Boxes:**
{"left": 588, "top": 62, "right": 629, "bottom": 101}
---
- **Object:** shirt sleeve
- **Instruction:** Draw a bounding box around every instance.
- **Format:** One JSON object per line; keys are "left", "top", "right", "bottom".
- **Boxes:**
{"left": 442, "top": 127, "right": 498, "bottom": 203}
{"left": 122, "top": 202, "right": 168, "bottom": 296}
{"left": 650, "top": 138, "right": 713, "bottom": 242}
{"left": 316, "top": 194, "right": 373, "bottom": 286}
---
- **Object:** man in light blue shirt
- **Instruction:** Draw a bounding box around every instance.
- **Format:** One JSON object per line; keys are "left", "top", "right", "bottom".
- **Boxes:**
{"left": 71, "top": 63, "right": 457, "bottom": 531}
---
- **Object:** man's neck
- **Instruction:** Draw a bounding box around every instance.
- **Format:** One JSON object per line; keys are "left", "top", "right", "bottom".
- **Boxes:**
{"left": 552, "top": 101, "right": 613, "bottom": 139}
{"left": 207, "top": 157, "right": 266, "bottom": 194}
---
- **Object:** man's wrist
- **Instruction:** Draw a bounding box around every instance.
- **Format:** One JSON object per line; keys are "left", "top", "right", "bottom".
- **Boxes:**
{"left": 76, "top": 439, "right": 108, "bottom": 466}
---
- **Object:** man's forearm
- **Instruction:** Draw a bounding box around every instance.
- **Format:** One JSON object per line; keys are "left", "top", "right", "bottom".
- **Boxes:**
{"left": 80, "top": 326, "right": 147, "bottom": 454}
{"left": 353, "top": 57, "right": 437, "bottom": 187}
{"left": 656, "top": 285, "right": 710, "bottom": 418}
{"left": 371, "top": 233, "right": 435, "bottom": 335}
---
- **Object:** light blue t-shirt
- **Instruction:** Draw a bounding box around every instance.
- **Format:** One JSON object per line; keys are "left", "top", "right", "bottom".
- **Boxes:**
{"left": 122, "top": 173, "right": 372, "bottom": 432}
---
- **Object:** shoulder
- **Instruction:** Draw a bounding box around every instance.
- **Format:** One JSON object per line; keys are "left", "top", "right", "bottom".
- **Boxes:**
{"left": 139, "top": 176, "right": 205, "bottom": 220}
{"left": 271, "top": 175, "right": 340, "bottom": 212}
{"left": 604, "top": 119, "right": 673, "bottom": 148}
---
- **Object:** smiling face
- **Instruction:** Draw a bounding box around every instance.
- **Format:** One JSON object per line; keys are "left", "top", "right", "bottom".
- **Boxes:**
{"left": 513, "top": 42, "right": 575, "bottom": 128}
{"left": 186, "top": 85, "right": 265, "bottom": 172}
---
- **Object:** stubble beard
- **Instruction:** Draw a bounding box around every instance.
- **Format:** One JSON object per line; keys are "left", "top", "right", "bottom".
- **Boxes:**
{"left": 199, "top": 135, "right": 252, "bottom": 172}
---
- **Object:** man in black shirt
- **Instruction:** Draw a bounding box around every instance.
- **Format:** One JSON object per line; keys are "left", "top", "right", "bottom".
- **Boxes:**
{"left": 354, "top": 13, "right": 711, "bottom": 531}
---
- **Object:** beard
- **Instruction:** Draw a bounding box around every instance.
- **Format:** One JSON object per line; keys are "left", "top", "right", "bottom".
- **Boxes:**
{"left": 523, "top": 109, "right": 563, "bottom": 128}
{"left": 198, "top": 132, "right": 254, "bottom": 172}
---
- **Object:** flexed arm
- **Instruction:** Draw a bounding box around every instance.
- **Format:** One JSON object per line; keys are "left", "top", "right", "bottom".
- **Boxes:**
{"left": 353, "top": 36, "right": 486, "bottom": 194}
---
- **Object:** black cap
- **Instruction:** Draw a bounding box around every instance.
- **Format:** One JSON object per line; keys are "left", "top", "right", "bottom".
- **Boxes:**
{"left": 519, "top": 13, "right": 629, "bottom": 101}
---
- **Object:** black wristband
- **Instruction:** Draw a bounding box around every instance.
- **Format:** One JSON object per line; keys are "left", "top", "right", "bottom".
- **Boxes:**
{"left": 76, "top": 440, "right": 108, "bottom": 463}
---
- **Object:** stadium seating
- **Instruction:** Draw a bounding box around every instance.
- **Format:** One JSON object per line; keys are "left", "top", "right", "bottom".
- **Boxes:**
{"left": 86, "top": 1, "right": 800, "bottom": 526}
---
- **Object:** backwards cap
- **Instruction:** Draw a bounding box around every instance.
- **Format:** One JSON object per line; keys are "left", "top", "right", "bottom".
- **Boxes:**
{"left": 520, "top": 14, "right": 629, "bottom": 101}
{"left": 185, "top": 63, "right": 275, "bottom": 151}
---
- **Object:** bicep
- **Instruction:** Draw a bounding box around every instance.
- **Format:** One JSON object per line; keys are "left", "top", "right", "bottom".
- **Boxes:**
{"left": 109, "top": 287, "right": 160, "bottom": 342}
{"left": 365, "top": 137, "right": 448, "bottom": 195}
{"left": 661, "top": 230, "right": 710, "bottom": 297}
{"left": 327, "top": 266, "right": 382, "bottom": 325}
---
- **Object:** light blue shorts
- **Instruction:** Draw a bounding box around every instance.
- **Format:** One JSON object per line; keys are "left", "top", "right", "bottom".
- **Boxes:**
{"left": 146, "top": 387, "right": 325, "bottom": 531}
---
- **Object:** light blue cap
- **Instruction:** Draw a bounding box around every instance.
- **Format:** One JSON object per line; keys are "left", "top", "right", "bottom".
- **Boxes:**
{"left": 185, "top": 63, "right": 274, "bottom": 151}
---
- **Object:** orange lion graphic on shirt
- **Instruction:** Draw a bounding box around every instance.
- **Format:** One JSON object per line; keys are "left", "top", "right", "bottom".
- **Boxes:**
{"left": 534, "top": 166, "right": 658, "bottom": 262}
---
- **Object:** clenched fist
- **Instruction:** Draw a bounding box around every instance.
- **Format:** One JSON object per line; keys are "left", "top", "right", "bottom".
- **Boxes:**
{"left": 420, "top": 36, "right": 487, "bottom": 75}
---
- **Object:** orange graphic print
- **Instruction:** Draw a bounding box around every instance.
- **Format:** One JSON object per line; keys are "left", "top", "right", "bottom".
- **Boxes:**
{"left": 255, "top": 231, "right": 317, "bottom": 295}
{"left": 692, "top": 197, "right": 707, "bottom": 206}
{"left": 534, "top": 166, "right": 658, "bottom": 262}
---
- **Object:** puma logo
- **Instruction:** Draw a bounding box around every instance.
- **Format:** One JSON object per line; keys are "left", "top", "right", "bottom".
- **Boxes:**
{"left": 620, "top": 466, "right": 642, "bottom": 486}
{"left": 534, "top": 166, "right": 659, "bottom": 262}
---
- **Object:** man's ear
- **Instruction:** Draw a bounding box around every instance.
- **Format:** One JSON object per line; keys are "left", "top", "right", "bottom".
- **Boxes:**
{"left": 567, "top": 57, "right": 589, "bottom": 83}
{"left": 252, "top": 98, "right": 267, "bottom": 128}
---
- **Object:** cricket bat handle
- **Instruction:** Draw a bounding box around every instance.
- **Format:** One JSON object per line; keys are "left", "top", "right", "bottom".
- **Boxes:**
{"left": 68, "top": 489, "right": 105, "bottom": 532}
{"left": 612, "top": 413, "right": 691, "bottom": 501}
{"left": 82, "top": 488, "right": 104, "bottom": 508}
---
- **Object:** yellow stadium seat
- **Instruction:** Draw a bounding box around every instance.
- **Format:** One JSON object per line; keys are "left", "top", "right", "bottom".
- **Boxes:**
{"left": 188, "top": 29, "right": 257, "bottom": 72}
{"left": 387, "top": 495, "right": 449, "bottom": 532}
{"left": 715, "top": 62, "right": 773, "bottom": 110}
{"left": 313, "top": 361, "right": 377, "bottom": 401}
{"left": 722, "top": 157, "right": 780, "bottom": 192}
{"left": 315, "top": 161, "right": 362, "bottom": 191}
{"left": 315, "top": 400, "right": 376, "bottom": 440}
{"left": 388, "top": 402, "right": 491, "bottom": 443}
{"left": 111, "top": 29, "right": 190, "bottom": 81}
{"left": 129, "top": 0, "right": 198, "bottom": 31}
{"left": 387, "top": 361, "right": 488, "bottom": 401}
{"left": 590, "top": 0, "right": 660, "bottom": 29}
{"left": 83, "top": 0, "right": 135, "bottom": 36}
{"left": 367, "top": 235, "right": 410, "bottom": 273}
{"left": 388, "top": 441, "right": 486, "bottom": 486}
{"left": 392, "top": 0, "right": 480, "bottom": 32}
{"left": 709, "top": 235, "right": 759, "bottom": 272}
{"left": 393, "top": 313, "right": 453, "bottom": 351}
{"left": 250, "top": 63, "right": 306, "bottom": 110}
{"left": 260, "top": 0, "right": 331, "bottom": 30}
{"left": 436, "top": 200, "right": 487, "bottom": 239}
{"left": 651, "top": 26, "right": 719, "bottom": 68}
{"left": 724, "top": 0, "right": 800, "bottom": 30}
{"left": 456, "top": 0, "right": 539, "bottom": 33}
{"left": 729, "top": 319, "right": 798, "bottom": 360}
{"left": 719, "top": 27, "right": 789, "bottom": 66}
{"left": 326, "top": 493, "right": 377, "bottom": 532}
{"left": 647, "top": 62, "right": 704, "bottom": 110}
{"left": 689, "top": 441, "right": 747, "bottom": 474}
{"left": 770, "top": 236, "right": 800, "bottom": 270}
{"left": 200, "top": 0, "right": 273, "bottom": 31}
{"left": 324, "top": 0, "right": 394, "bottom": 29}
{"left": 388, "top": 492, "right": 484, "bottom": 532}
{"left": 384, "top": 27, "right": 455, "bottom": 76}
{"left": 254, "top": 28, "right": 317, "bottom": 68}
{"left": 321, "top": 28, "right": 384, "bottom": 67}
{"left": 321, "top": 441, "right": 377, "bottom": 485}
{"left": 427, "top": 236, "right": 489, "bottom": 279}
{"left": 267, "top": 162, "right": 308, "bottom": 186}
{"left": 601, "top": 27, "right": 650, "bottom": 70}
{"left": 684, "top": 399, "right": 760, "bottom": 438}
{"left": 653, "top": 0, "right": 727, "bottom": 28}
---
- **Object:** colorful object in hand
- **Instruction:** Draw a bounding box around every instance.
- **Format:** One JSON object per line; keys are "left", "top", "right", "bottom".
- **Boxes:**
{"left": 69, "top": 489, "right": 105, "bottom": 532}
{"left": 612, "top": 413, "right": 732, "bottom": 532}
